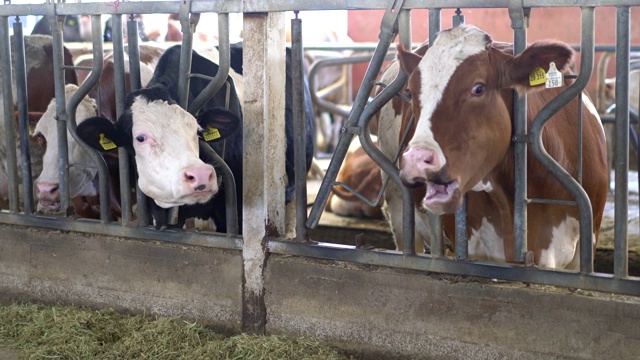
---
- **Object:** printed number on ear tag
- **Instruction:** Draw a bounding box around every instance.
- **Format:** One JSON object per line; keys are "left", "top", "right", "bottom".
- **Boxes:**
{"left": 529, "top": 67, "right": 546, "bottom": 86}
{"left": 99, "top": 133, "right": 117, "bottom": 151}
{"left": 203, "top": 126, "right": 221, "bottom": 142}
{"left": 545, "top": 62, "right": 563, "bottom": 89}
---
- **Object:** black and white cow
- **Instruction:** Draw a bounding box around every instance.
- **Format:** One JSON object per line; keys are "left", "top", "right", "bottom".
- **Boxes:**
{"left": 76, "top": 44, "right": 314, "bottom": 232}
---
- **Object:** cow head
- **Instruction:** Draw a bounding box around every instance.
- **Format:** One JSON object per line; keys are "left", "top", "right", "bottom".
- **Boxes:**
{"left": 397, "top": 25, "right": 574, "bottom": 215}
{"left": 33, "top": 84, "right": 99, "bottom": 212}
{"left": 76, "top": 87, "right": 240, "bottom": 209}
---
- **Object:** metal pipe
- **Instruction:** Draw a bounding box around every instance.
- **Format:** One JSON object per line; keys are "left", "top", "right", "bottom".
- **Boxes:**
{"left": 112, "top": 14, "right": 132, "bottom": 226}
{"left": 49, "top": 10, "right": 70, "bottom": 216}
{"left": 67, "top": 15, "right": 110, "bottom": 223}
{"left": 529, "top": 7, "right": 595, "bottom": 274}
{"left": 127, "top": 15, "right": 148, "bottom": 227}
{"left": 613, "top": 6, "right": 629, "bottom": 279}
{"left": 12, "top": 19, "right": 33, "bottom": 214}
{"left": 0, "top": 16, "right": 18, "bottom": 212}
{"left": 428, "top": 9, "right": 443, "bottom": 257}
{"left": 199, "top": 139, "right": 238, "bottom": 234}
{"left": 509, "top": 0, "right": 529, "bottom": 264}
{"left": 291, "top": 14, "right": 308, "bottom": 241}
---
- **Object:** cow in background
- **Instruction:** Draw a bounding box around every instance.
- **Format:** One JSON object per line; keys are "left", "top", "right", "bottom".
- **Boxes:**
{"left": 326, "top": 136, "right": 383, "bottom": 219}
{"left": 31, "top": 46, "right": 161, "bottom": 218}
{"left": 0, "top": 35, "right": 78, "bottom": 208}
{"left": 76, "top": 44, "right": 315, "bottom": 233}
{"left": 378, "top": 25, "right": 607, "bottom": 269}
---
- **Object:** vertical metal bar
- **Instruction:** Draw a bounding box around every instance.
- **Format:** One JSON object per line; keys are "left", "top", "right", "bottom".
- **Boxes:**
{"left": 0, "top": 16, "right": 18, "bottom": 213}
{"left": 509, "top": 0, "right": 528, "bottom": 263}
{"left": 614, "top": 6, "right": 630, "bottom": 279}
{"left": 12, "top": 19, "right": 33, "bottom": 214}
{"left": 427, "top": 9, "right": 444, "bottom": 257}
{"left": 170, "top": 0, "right": 196, "bottom": 226}
{"left": 452, "top": 9, "right": 468, "bottom": 260}
{"left": 577, "top": 92, "right": 583, "bottom": 184}
{"left": 127, "top": 15, "right": 148, "bottom": 227}
{"left": 49, "top": 12, "right": 70, "bottom": 216}
{"left": 291, "top": 13, "right": 308, "bottom": 241}
{"left": 112, "top": 14, "right": 132, "bottom": 225}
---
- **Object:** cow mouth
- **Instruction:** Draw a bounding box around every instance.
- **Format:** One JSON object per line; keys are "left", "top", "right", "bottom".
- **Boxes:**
{"left": 37, "top": 200, "right": 61, "bottom": 212}
{"left": 422, "top": 179, "right": 460, "bottom": 214}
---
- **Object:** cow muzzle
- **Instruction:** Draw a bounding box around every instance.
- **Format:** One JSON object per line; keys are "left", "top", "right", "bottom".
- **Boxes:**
{"left": 399, "top": 146, "right": 440, "bottom": 187}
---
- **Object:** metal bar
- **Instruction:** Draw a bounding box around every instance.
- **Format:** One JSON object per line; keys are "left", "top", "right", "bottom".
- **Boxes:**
{"left": 509, "top": 0, "right": 529, "bottom": 263}
{"left": 67, "top": 15, "right": 110, "bottom": 223}
{"left": 452, "top": 8, "right": 466, "bottom": 260}
{"left": 0, "top": 16, "right": 18, "bottom": 213}
{"left": 49, "top": 9, "right": 70, "bottom": 216}
{"left": 112, "top": 14, "right": 132, "bottom": 226}
{"left": 2, "top": 1, "right": 640, "bottom": 16}
{"left": 12, "top": 19, "right": 33, "bottom": 215}
{"left": 291, "top": 14, "right": 308, "bottom": 241}
{"left": 127, "top": 15, "right": 149, "bottom": 227}
{"left": 268, "top": 240, "right": 640, "bottom": 297}
{"left": 0, "top": 212, "right": 241, "bottom": 250}
{"left": 614, "top": 6, "right": 630, "bottom": 279}
{"left": 529, "top": 7, "right": 595, "bottom": 275}
{"left": 427, "top": 9, "right": 442, "bottom": 256}
{"left": 306, "top": 0, "right": 405, "bottom": 230}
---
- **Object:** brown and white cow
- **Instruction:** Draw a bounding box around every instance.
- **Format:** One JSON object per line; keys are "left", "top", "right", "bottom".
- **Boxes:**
{"left": 378, "top": 25, "right": 608, "bottom": 270}
{"left": 326, "top": 136, "right": 384, "bottom": 219}
{"left": 0, "top": 35, "right": 78, "bottom": 208}
{"left": 32, "top": 48, "right": 159, "bottom": 217}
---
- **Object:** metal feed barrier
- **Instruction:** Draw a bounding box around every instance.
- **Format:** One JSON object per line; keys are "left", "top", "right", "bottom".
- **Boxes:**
{"left": 0, "top": 0, "right": 638, "bottom": 304}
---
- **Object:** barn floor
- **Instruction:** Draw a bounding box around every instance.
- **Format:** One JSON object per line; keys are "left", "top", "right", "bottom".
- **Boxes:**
{"left": 307, "top": 167, "right": 640, "bottom": 277}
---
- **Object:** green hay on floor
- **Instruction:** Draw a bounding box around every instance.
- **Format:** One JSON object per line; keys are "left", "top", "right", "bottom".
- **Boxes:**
{"left": 0, "top": 303, "right": 350, "bottom": 360}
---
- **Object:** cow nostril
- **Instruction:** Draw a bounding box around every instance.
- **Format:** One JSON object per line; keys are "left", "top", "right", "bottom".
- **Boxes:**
{"left": 195, "top": 184, "right": 206, "bottom": 192}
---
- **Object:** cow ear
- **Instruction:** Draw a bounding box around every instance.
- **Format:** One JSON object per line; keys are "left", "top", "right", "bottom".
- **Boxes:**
{"left": 503, "top": 40, "right": 574, "bottom": 92}
{"left": 197, "top": 108, "right": 241, "bottom": 143}
{"left": 397, "top": 43, "right": 423, "bottom": 76}
{"left": 76, "top": 116, "right": 124, "bottom": 153}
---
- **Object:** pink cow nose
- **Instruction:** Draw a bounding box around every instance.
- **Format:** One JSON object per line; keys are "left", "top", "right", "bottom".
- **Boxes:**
{"left": 35, "top": 182, "right": 60, "bottom": 200}
{"left": 184, "top": 165, "right": 215, "bottom": 192}
{"left": 400, "top": 146, "right": 439, "bottom": 186}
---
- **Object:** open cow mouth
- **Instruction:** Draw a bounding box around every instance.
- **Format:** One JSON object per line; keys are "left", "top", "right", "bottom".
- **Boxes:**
{"left": 422, "top": 179, "right": 460, "bottom": 213}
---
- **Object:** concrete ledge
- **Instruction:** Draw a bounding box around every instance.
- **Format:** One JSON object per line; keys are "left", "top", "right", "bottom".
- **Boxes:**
{"left": 0, "top": 224, "right": 639, "bottom": 359}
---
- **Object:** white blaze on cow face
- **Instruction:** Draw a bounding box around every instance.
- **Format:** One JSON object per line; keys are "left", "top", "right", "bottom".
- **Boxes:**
{"left": 33, "top": 84, "right": 99, "bottom": 212}
{"left": 130, "top": 97, "right": 217, "bottom": 208}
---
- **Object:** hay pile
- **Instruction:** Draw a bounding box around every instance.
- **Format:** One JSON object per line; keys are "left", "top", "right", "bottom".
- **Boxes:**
{"left": 0, "top": 303, "right": 350, "bottom": 360}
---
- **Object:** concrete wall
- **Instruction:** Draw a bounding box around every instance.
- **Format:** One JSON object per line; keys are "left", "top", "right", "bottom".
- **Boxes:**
{"left": 1, "top": 224, "right": 639, "bottom": 359}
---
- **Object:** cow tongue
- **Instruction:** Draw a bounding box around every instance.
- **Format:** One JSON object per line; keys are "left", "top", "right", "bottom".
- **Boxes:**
{"left": 425, "top": 182, "right": 449, "bottom": 200}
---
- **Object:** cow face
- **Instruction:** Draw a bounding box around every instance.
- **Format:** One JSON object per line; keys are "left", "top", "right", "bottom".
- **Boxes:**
{"left": 76, "top": 93, "right": 239, "bottom": 209}
{"left": 33, "top": 84, "right": 99, "bottom": 212}
{"left": 397, "top": 25, "right": 574, "bottom": 215}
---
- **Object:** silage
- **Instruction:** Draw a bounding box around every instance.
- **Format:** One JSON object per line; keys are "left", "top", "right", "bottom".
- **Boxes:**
{"left": 0, "top": 303, "right": 350, "bottom": 360}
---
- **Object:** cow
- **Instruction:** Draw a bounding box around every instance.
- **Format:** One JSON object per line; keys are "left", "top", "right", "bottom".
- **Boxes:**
{"left": 325, "top": 136, "right": 383, "bottom": 219}
{"left": 32, "top": 46, "right": 160, "bottom": 218}
{"left": 377, "top": 25, "right": 608, "bottom": 270}
{"left": 75, "top": 44, "right": 315, "bottom": 233}
{"left": 0, "top": 35, "right": 78, "bottom": 208}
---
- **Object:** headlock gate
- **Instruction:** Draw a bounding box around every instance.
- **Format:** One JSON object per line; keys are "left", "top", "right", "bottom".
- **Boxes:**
{"left": 0, "top": 0, "right": 639, "bottom": 345}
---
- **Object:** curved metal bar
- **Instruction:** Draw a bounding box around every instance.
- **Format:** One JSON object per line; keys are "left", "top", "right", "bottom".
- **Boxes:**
{"left": 188, "top": 13, "right": 230, "bottom": 116}
{"left": 199, "top": 139, "right": 238, "bottom": 235}
{"left": 67, "top": 16, "right": 110, "bottom": 223}
{"left": 529, "top": 7, "right": 595, "bottom": 274}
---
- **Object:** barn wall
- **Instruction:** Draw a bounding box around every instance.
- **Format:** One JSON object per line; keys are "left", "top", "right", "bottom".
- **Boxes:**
{"left": 1, "top": 225, "right": 638, "bottom": 359}
{"left": 348, "top": 7, "right": 640, "bottom": 99}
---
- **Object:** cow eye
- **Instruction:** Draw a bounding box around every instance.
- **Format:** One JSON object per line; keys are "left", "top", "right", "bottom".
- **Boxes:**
{"left": 135, "top": 135, "right": 147, "bottom": 143}
{"left": 471, "top": 83, "right": 485, "bottom": 96}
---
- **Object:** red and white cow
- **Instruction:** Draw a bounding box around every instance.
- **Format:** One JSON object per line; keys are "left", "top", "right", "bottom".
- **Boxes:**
{"left": 32, "top": 48, "right": 159, "bottom": 217}
{"left": 0, "top": 35, "right": 77, "bottom": 207}
{"left": 378, "top": 25, "right": 608, "bottom": 270}
{"left": 326, "top": 136, "right": 383, "bottom": 219}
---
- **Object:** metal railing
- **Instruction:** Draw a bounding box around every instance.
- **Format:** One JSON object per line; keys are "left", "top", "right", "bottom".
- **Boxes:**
{"left": 0, "top": 0, "right": 638, "bottom": 298}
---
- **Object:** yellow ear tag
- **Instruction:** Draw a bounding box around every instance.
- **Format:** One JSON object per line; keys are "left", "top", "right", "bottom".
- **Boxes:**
{"left": 202, "top": 126, "right": 221, "bottom": 142}
{"left": 99, "top": 133, "right": 117, "bottom": 151}
{"left": 529, "top": 66, "right": 546, "bottom": 86}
